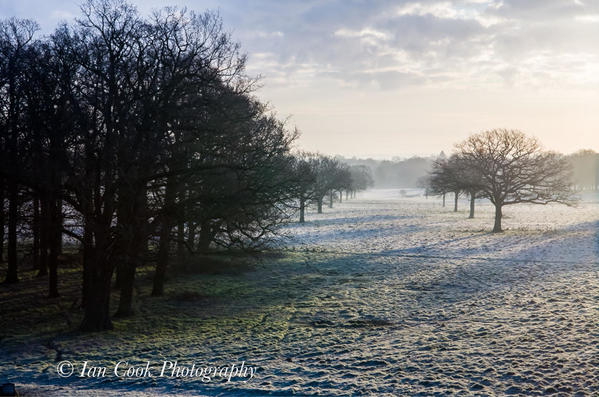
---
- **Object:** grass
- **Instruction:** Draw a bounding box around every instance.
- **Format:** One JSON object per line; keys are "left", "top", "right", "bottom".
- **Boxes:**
{"left": 0, "top": 246, "right": 363, "bottom": 395}
{"left": 0, "top": 249, "right": 268, "bottom": 344}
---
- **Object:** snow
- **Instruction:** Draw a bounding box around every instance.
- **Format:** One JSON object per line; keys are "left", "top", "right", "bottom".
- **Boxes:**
{"left": 3, "top": 189, "right": 599, "bottom": 395}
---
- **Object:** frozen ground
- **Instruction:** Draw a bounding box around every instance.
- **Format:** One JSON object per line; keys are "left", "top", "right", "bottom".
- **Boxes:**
{"left": 2, "top": 189, "right": 599, "bottom": 395}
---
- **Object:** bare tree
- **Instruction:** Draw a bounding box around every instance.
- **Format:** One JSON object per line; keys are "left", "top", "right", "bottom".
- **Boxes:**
{"left": 289, "top": 153, "right": 318, "bottom": 223}
{"left": 428, "top": 156, "right": 463, "bottom": 212}
{"left": 348, "top": 165, "right": 373, "bottom": 198}
{"left": 456, "top": 129, "right": 575, "bottom": 232}
{"left": 0, "top": 18, "right": 39, "bottom": 284}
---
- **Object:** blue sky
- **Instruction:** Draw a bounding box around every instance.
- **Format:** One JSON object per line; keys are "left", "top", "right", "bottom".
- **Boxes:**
{"left": 2, "top": 0, "right": 599, "bottom": 158}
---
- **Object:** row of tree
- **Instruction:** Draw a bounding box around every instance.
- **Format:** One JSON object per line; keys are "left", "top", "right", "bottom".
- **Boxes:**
{"left": 0, "top": 1, "right": 372, "bottom": 332}
{"left": 423, "top": 129, "right": 574, "bottom": 232}
{"left": 290, "top": 153, "right": 373, "bottom": 223}
{"left": 0, "top": 0, "right": 375, "bottom": 331}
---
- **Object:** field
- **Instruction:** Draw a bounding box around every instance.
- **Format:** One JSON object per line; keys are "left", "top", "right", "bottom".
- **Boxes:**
{"left": 1, "top": 189, "right": 599, "bottom": 396}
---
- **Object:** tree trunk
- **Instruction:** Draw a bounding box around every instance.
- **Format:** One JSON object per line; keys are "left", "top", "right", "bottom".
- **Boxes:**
{"left": 345, "top": 191, "right": 348, "bottom": 200}
{"left": 328, "top": 190, "right": 333, "bottom": 208}
{"left": 47, "top": 198, "right": 61, "bottom": 298}
{"left": 114, "top": 261, "right": 123, "bottom": 290}
{"left": 114, "top": 259, "right": 136, "bottom": 317}
{"left": 469, "top": 191, "right": 475, "bottom": 219}
{"left": 0, "top": 179, "right": 4, "bottom": 263}
{"left": 4, "top": 177, "right": 18, "bottom": 283}
{"left": 37, "top": 197, "right": 49, "bottom": 277}
{"left": 299, "top": 198, "right": 305, "bottom": 223}
{"left": 176, "top": 188, "right": 186, "bottom": 264}
{"left": 338, "top": 191, "right": 342, "bottom": 203}
{"left": 151, "top": 222, "right": 171, "bottom": 297}
{"left": 5, "top": 74, "right": 18, "bottom": 284}
{"left": 32, "top": 197, "right": 41, "bottom": 272}
{"left": 114, "top": 187, "right": 147, "bottom": 317}
{"left": 81, "top": 220, "right": 93, "bottom": 308}
{"left": 317, "top": 198, "right": 323, "bottom": 213}
{"left": 177, "top": 221, "right": 185, "bottom": 259}
{"left": 493, "top": 204, "right": 503, "bottom": 233}
{"left": 187, "top": 222, "right": 196, "bottom": 253}
{"left": 454, "top": 191, "right": 459, "bottom": 212}
{"left": 152, "top": 177, "right": 176, "bottom": 297}
{"left": 198, "top": 221, "right": 214, "bottom": 252}
{"left": 80, "top": 239, "right": 114, "bottom": 331}
{"left": 442, "top": 193, "right": 446, "bottom": 207}
{"left": 80, "top": 272, "right": 113, "bottom": 331}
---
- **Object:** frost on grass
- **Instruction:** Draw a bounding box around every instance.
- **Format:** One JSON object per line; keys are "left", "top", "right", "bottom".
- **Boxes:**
{"left": 2, "top": 189, "right": 599, "bottom": 395}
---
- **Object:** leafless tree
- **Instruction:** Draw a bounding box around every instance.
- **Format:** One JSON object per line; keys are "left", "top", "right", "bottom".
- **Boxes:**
{"left": 428, "top": 155, "right": 464, "bottom": 212}
{"left": 0, "top": 18, "right": 39, "bottom": 284}
{"left": 456, "top": 129, "right": 575, "bottom": 232}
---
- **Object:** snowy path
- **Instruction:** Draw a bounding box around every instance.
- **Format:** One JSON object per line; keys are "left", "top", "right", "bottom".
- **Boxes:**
{"left": 3, "top": 189, "right": 599, "bottom": 395}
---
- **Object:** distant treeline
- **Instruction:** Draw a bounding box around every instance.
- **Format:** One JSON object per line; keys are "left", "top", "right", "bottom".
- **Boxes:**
{"left": 567, "top": 149, "right": 599, "bottom": 190}
{"left": 339, "top": 149, "right": 599, "bottom": 190}
{"left": 338, "top": 155, "right": 438, "bottom": 188}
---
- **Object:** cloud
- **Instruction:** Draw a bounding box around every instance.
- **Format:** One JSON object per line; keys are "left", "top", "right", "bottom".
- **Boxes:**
{"left": 3, "top": 0, "right": 599, "bottom": 92}
{"left": 221, "top": 0, "right": 599, "bottom": 92}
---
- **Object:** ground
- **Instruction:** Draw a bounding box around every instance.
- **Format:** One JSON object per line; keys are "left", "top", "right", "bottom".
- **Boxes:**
{"left": 1, "top": 189, "right": 599, "bottom": 396}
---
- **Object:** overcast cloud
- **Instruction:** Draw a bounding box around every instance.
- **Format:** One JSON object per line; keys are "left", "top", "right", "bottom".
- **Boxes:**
{"left": 2, "top": 0, "right": 599, "bottom": 158}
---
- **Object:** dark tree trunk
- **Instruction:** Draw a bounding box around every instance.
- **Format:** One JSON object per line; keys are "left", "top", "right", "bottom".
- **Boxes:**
{"left": 454, "top": 191, "right": 459, "bottom": 212}
{"left": 114, "top": 258, "right": 136, "bottom": 317}
{"left": 0, "top": 179, "right": 4, "bottom": 263}
{"left": 4, "top": 177, "right": 18, "bottom": 284}
{"left": 37, "top": 197, "right": 49, "bottom": 277}
{"left": 469, "top": 191, "right": 475, "bottom": 219}
{"left": 113, "top": 205, "right": 130, "bottom": 291}
{"left": 151, "top": 223, "right": 171, "bottom": 297}
{"left": 328, "top": 190, "right": 333, "bottom": 208}
{"left": 47, "top": 245, "right": 59, "bottom": 297}
{"left": 113, "top": 223, "right": 124, "bottom": 290}
{"left": 152, "top": 177, "right": 176, "bottom": 297}
{"left": 47, "top": 198, "right": 61, "bottom": 298}
{"left": 176, "top": 188, "right": 186, "bottom": 264}
{"left": 493, "top": 204, "right": 503, "bottom": 233}
{"left": 114, "top": 261, "right": 123, "bottom": 290}
{"left": 32, "top": 196, "right": 41, "bottom": 272}
{"left": 80, "top": 223, "right": 115, "bottom": 331}
{"left": 5, "top": 71, "right": 19, "bottom": 284}
{"left": 81, "top": 221, "right": 93, "bottom": 308}
{"left": 0, "top": 178, "right": 6, "bottom": 263}
{"left": 442, "top": 193, "right": 446, "bottom": 207}
{"left": 198, "top": 221, "right": 215, "bottom": 252}
{"left": 177, "top": 220, "right": 185, "bottom": 261}
{"left": 186, "top": 188, "right": 196, "bottom": 252}
{"left": 80, "top": 248, "right": 114, "bottom": 331}
{"left": 317, "top": 198, "right": 323, "bottom": 213}
{"left": 299, "top": 198, "right": 305, "bottom": 223}
{"left": 114, "top": 188, "right": 147, "bottom": 318}
{"left": 338, "top": 191, "right": 342, "bottom": 203}
{"left": 187, "top": 223, "right": 196, "bottom": 253}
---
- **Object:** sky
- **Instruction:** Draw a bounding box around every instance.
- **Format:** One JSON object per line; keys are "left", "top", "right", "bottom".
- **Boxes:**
{"left": 2, "top": 0, "right": 599, "bottom": 159}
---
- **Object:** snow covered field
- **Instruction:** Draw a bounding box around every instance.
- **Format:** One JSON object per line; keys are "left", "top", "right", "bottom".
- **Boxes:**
{"left": 3, "top": 189, "right": 599, "bottom": 395}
